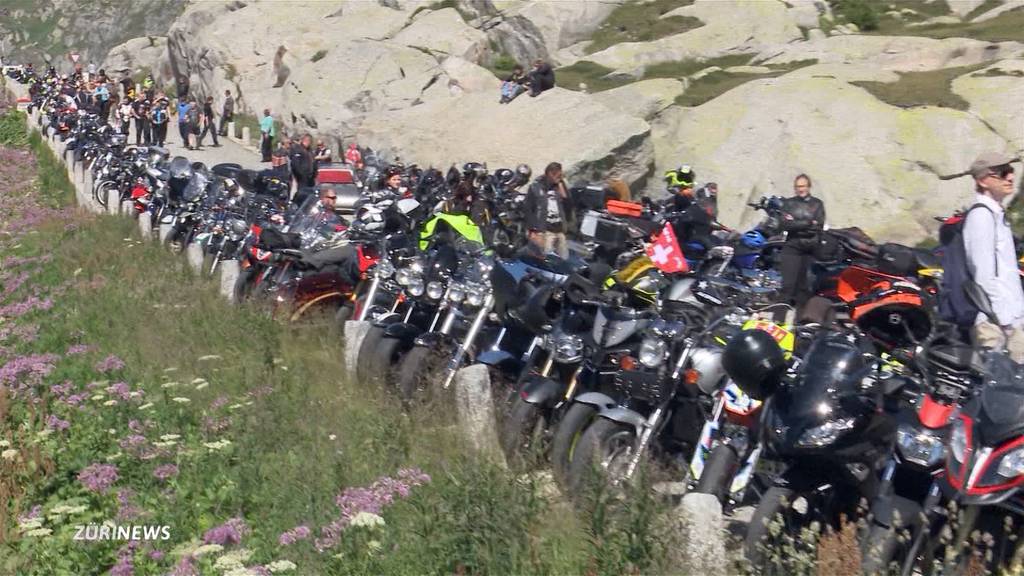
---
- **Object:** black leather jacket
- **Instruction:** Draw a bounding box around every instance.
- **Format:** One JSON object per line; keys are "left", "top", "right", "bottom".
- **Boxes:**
{"left": 781, "top": 195, "right": 825, "bottom": 238}
{"left": 524, "top": 176, "right": 572, "bottom": 233}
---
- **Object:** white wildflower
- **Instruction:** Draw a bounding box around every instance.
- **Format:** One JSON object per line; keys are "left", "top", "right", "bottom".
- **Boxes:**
{"left": 91, "top": 394, "right": 105, "bottom": 401}
{"left": 73, "top": 267, "right": 83, "bottom": 276}
{"left": 192, "top": 543, "right": 223, "bottom": 557}
{"left": 328, "top": 434, "right": 337, "bottom": 441}
{"left": 280, "top": 366, "right": 288, "bottom": 371}
{"left": 191, "top": 378, "right": 207, "bottom": 385}
{"left": 152, "top": 440, "right": 177, "bottom": 448}
{"left": 2, "top": 448, "right": 19, "bottom": 460}
{"left": 198, "top": 355, "right": 223, "bottom": 362}
{"left": 367, "top": 540, "right": 382, "bottom": 553}
{"left": 108, "top": 429, "right": 117, "bottom": 435}
{"left": 103, "top": 400, "right": 118, "bottom": 406}
{"left": 171, "top": 397, "right": 191, "bottom": 404}
{"left": 161, "top": 381, "right": 179, "bottom": 389}
{"left": 350, "top": 512, "right": 385, "bottom": 529}
{"left": 215, "top": 549, "right": 252, "bottom": 569}
{"left": 138, "top": 402, "right": 154, "bottom": 410}
{"left": 228, "top": 403, "right": 244, "bottom": 411}
{"left": 24, "top": 527, "right": 52, "bottom": 537}
{"left": 163, "top": 367, "right": 178, "bottom": 373}
{"left": 36, "top": 429, "right": 53, "bottom": 439}
{"left": 266, "top": 559, "right": 297, "bottom": 573}
{"left": 203, "top": 439, "right": 231, "bottom": 451}
{"left": 18, "top": 517, "right": 43, "bottom": 531}
{"left": 159, "top": 434, "right": 181, "bottom": 441}
{"left": 49, "top": 504, "right": 88, "bottom": 516}
{"left": 0, "top": 440, "right": 9, "bottom": 448}
{"left": 195, "top": 382, "right": 209, "bottom": 391}
{"left": 106, "top": 452, "right": 122, "bottom": 462}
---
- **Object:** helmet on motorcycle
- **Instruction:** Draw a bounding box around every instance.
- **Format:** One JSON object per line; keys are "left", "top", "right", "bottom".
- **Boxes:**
{"left": 665, "top": 165, "right": 695, "bottom": 189}
{"left": 741, "top": 230, "right": 766, "bottom": 249}
{"left": 462, "top": 162, "right": 486, "bottom": 177}
{"left": 494, "top": 168, "right": 515, "bottom": 187}
{"left": 721, "top": 329, "right": 786, "bottom": 401}
{"left": 168, "top": 156, "right": 193, "bottom": 180}
{"left": 516, "top": 163, "right": 531, "bottom": 181}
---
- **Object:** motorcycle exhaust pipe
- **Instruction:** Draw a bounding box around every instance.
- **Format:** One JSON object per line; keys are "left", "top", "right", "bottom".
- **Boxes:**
{"left": 442, "top": 294, "right": 494, "bottom": 390}
{"left": 357, "top": 276, "right": 381, "bottom": 322}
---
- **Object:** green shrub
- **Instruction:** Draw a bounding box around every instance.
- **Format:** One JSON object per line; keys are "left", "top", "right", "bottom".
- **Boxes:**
{"left": 833, "top": 0, "right": 880, "bottom": 31}
{"left": 311, "top": 50, "right": 328, "bottom": 63}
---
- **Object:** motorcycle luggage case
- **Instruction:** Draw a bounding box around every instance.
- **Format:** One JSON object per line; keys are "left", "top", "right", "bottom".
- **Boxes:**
{"left": 580, "top": 211, "right": 629, "bottom": 246}
{"left": 877, "top": 243, "right": 918, "bottom": 277}
{"left": 607, "top": 199, "right": 643, "bottom": 217}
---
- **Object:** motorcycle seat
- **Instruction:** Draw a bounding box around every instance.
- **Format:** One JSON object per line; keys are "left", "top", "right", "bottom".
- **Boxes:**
{"left": 928, "top": 344, "right": 979, "bottom": 374}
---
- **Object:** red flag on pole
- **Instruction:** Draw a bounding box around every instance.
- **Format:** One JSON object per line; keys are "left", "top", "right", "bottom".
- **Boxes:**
{"left": 646, "top": 223, "right": 689, "bottom": 273}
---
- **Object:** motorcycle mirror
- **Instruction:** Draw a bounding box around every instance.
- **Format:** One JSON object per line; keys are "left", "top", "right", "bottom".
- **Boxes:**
{"left": 963, "top": 280, "right": 999, "bottom": 326}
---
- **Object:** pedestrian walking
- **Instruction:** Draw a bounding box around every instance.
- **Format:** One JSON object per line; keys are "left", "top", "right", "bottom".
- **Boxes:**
{"left": 176, "top": 98, "right": 190, "bottom": 149}
{"left": 198, "top": 96, "right": 220, "bottom": 147}
{"left": 132, "top": 96, "right": 152, "bottom": 146}
{"left": 151, "top": 98, "right": 170, "bottom": 147}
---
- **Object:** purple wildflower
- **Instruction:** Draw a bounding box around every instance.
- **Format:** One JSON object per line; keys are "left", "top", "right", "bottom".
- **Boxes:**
{"left": 314, "top": 468, "right": 430, "bottom": 551}
{"left": 18, "top": 504, "right": 42, "bottom": 524}
{"left": 0, "top": 295, "right": 53, "bottom": 318}
{"left": 106, "top": 381, "right": 133, "bottom": 401}
{"left": 65, "top": 344, "right": 96, "bottom": 355}
{"left": 169, "top": 555, "right": 197, "bottom": 576}
{"left": 278, "top": 525, "right": 311, "bottom": 546}
{"left": 62, "top": 392, "right": 89, "bottom": 407}
{"left": 202, "top": 517, "right": 248, "bottom": 546}
{"left": 94, "top": 354, "right": 126, "bottom": 373}
{"left": 116, "top": 489, "right": 140, "bottom": 521}
{"left": 148, "top": 550, "right": 164, "bottom": 561}
{"left": 153, "top": 464, "right": 179, "bottom": 481}
{"left": 78, "top": 463, "right": 119, "bottom": 493}
{"left": 109, "top": 544, "right": 135, "bottom": 576}
{"left": 46, "top": 414, "right": 70, "bottom": 432}
{"left": 0, "top": 353, "right": 60, "bottom": 388}
{"left": 210, "top": 395, "right": 229, "bottom": 410}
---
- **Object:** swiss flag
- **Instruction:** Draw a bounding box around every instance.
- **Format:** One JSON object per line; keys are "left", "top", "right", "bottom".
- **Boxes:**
{"left": 646, "top": 223, "right": 689, "bottom": 273}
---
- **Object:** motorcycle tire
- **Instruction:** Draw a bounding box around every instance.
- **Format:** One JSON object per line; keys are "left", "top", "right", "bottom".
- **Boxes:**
{"left": 861, "top": 523, "right": 903, "bottom": 576}
{"left": 233, "top": 265, "right": 257, "bottom": 303}
{"left": 396, "top": 344, "right": 452, "bottom": 403}
{"left": 744, "top": 486, "right": 796, "bottom": 570}
{"left": 500, "top": 396, "right": 548, "bottom": 469}
{"left": 356, "top": 324, "right": 388, "bottom": 384}
{"left": 565, "top": 417, "right": 636, "bottom": 493}
{"left": 550, "top": 402, "right": 598, "bottom": 488}
{"left": 694, "top": 444, "right": 739, "bottom": 506}
{"left": 371, "top": 336, "right": 411, "bottom": 388}
{"left": 94, "top": 180, "right": 116, "bottom": 209}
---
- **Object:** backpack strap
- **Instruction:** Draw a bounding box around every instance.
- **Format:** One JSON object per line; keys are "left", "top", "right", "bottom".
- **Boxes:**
{"left": 962, "top": 202, "right": 997, "bottom": 278}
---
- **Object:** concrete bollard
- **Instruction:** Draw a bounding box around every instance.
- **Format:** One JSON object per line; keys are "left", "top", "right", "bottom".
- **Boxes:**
{"left": 454, "top": 364, "right": 507, "bottom": 465}
{"left": 138, "top": 215, "right": 153, "bottom": 239}
{"left": 218, "top": 259, "right": 240, "bottom": 302}
{"left": 227, "top": 120, "right": 236, "bottom": 139}
{"left": 185, "top": 243, "right": 204, "bottom": 273}
{"left": 241, "top": 126, "right": 251, "bottom": 148}
{"left": 121, "top": 200, "right": 134, "bottom": 216}
{"left": 343, "top": 321, "right": 371, "bottom": 376}
{"left": 670, "top": 493, "right": 728, "bottom": 576}
{"left": 106, "top": 186, "right": 119, "bottom": 215}
{"left": 158, "top": 222, "right": 173, "bottom": 244}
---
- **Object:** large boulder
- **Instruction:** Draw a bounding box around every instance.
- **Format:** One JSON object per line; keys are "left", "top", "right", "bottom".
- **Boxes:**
{"left": 480, "top": 0, "right": 623, "bottom": 64}
{"left": 592, "top": 78, "right": 685, "bottom": 121}
{"left": 651, "top": 75, "right": 1011, "bottom": 243}
{"left": 391, "top": 8, "right": 489, "bottom": 62}
{"left": 586, "top": 0, "right": 804, "bottom": 73}
{"left": 101, "top": 36, "right": 173, "bottom": 86}
{"left": 952, "top": 59, "right": 1024, "bottom": 146}
{"left": 357, "top": 87, "right": 653, "bottom": 186}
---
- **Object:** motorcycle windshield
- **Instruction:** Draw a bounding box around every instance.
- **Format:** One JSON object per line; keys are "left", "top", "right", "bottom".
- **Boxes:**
{"left": 591, "top": 306, "right": 650, "bottom": 348}
{"left": 182, "top": 172, "right": 209, "bottom": 202}
{"left": 773, "top": 333, "right": 872, "bottom": 425}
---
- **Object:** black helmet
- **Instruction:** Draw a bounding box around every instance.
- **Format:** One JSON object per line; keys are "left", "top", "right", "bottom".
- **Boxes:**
{"left": 384, "top": 165, "right": 403, "bottom": 179}
{"left": 494, "top": 168, "right": 515, "bottom": 186}
{"left": 721, "top": 329, "right": 786, "bottom": 401}
{"left": 516, "top": 163, "right": 531, "bottom": 179}
{"left": 462, "top": 162, "right": 486, "bottom": 177}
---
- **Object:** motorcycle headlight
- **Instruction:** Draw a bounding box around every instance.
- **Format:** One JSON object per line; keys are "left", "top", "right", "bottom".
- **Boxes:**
{"left": 797, "top": 418, "right": 855, "bottom": 448}
{"left": 426, "top": 281, "right": 444, "bottom": 301}
{"left": 638, "top": 337, "right": 668, "bottom": 369}
{"left": 407, "top": 278, "right": 425, "bottom": 297}
{"left": 466, "top": 285, "right": 488, "bottom": 308}
{"left": 896, "top": 424, "right": 945, "bottom": 467}
{"left": 997, "top": 446, "right": 1024, "bottom": 479}
{"left": 376, "top": 259, "right": 395, "bottom": 279}
{"left": 950, "top": 418, "right": 967, "bottom": 463}
{"left": 545, "top": 333, "right": 583, "bottom": 364}
{"left": 395, "top": 269, "right": 411, "bottom": 286}
{"left": 448, "top": 284, "right": 466, "bottom": 303}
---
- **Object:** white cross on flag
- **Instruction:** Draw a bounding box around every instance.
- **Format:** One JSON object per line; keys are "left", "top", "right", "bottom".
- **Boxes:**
{"left": 646, "top": 223, "right": 689, "bottom": 273}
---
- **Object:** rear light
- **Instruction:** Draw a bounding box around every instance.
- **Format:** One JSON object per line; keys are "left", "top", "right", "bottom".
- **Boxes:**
{"left": 620, "top": 355, "right": 637, "bottom": 371}
{"left": 684, "top": 369, "right": 700, "bottom": 386}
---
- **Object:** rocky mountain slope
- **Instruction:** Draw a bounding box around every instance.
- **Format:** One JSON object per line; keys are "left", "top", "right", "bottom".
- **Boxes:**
{"left": 0, "top": 0, "right": 183, "bottom": 71}
{"left": 94, "top": 0, "right": 1024, "bottom": 243}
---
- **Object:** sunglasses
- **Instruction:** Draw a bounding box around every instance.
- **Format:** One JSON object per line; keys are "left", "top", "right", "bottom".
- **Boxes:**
{"left": 989, "top": 164, "right": 1015, "bottom": 180}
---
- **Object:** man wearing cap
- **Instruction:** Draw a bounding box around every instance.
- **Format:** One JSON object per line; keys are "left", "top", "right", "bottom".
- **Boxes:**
{"left": 964, "top": 152, "right": 1024, "bottom": 360}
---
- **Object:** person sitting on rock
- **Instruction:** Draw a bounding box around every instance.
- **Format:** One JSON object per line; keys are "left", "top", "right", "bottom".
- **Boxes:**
{"left": 528, "top": 59, "right": 555, "bottom": 97}
{"left": 500, "top": 65, "right": 528, "bottom": 104}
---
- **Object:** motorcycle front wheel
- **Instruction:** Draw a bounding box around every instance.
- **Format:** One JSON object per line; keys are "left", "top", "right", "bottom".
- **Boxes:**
{"left": 500, "top": 396, "right": 550, "bottom": 469}
{"left": 566, "top": 417, "right": 637, "bottom": 494}
{"left": 693, "top": 444, "right": 739, "bottom": 506}
{"left": 396, "top": 343, "right": 454, "bottom": 404}
{"left": 550, "top": 402, "right": 598, "bottom": 488}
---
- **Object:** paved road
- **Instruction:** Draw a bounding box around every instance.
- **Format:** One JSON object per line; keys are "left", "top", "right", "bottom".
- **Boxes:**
{"left": 134, "top": 121, "right": 263, "bottom": 170}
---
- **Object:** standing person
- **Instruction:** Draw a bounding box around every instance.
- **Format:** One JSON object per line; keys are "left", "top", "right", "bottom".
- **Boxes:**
{"left": 197, "top": 95, "right": 219, "bottom": 147}
{"left": 219, "top": 89, "right": 234, "bottom": 137}
{"left": 961, "top": 153, "right": 1024, "bottom": 360}
{"left": 524, "top": 162, "right": 571, "bottom": 258}
{"left": 344, "top": 142, "right": 362, "bottom": 168}
{"left": 313, "top": 139, "right": 331, "bottom": 171}
{"left": 778, "top": 174, "right": 826, "bottom": 307}
{"left": 290, "top": 134, "right": 316, "bottom": 190}
{"left": 117, "top": 95, "right": 134, "bottom": 136}
{"left": 94, "top": 81, "right": 111, "bottom": 124}
{"left": 119, "top": 75, "right": 132, "bottom": 100}
{"left": 132, "top": 95, "right": 152, "bottom": 146}
{"left": 142, "top": 75, "right": 155, "bottom": 101}
{"left": 260, "top": 109, "right": 275, "bottom": 162}
{"left": 150, "top": 97, "right": 170, "bottom": 147}
{"left": 176, "top": 98, "right": 190, "bottom": 149}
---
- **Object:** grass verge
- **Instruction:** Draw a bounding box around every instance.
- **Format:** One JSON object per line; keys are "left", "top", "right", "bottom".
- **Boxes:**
{"left": 584, "top": 0, "right": 701, "bottom": 55}
{"left": 851, "top": 63, "right": 987, "bottom": 110}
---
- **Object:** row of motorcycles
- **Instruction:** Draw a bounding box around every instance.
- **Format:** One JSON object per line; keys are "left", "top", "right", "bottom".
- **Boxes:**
{"left": 18, "top": 68, "right": 1024, "bottom": 575}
